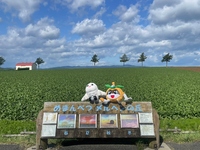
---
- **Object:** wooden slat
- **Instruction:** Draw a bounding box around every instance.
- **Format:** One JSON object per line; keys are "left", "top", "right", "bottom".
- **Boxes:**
{"left": 55, "top": 129, "right": 141, "bottom": 138}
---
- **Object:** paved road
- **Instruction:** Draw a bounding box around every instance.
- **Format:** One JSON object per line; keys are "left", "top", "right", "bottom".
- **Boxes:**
{"left": 0, "top": 144, "right": 23, "bottom": 150}
{"left": 166, "top": 142, "right": 200, "bottom": 150}
{"left": 1, "top": 140, "right": 200, "bottom": 150}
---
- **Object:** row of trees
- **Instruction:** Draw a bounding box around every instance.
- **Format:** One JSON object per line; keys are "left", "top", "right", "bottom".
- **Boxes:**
{"left": 0, "top": 57, "right": 5, "bottom": 67}
{"left": 91, "top": 53, "right": 173, "bottom": 67}
{"left": 0, "top": 57, "right": 44, "bottom": 68}
{"left": 0, "top": 53, "right": 173, "bottom": 68}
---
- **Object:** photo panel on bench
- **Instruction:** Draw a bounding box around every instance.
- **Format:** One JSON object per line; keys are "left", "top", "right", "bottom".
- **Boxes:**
{"left": 41, "top": 124, "right": 57, "bottom": 137}
{"left": 100, "top": 114, "right": 118, "bottom": 128}
{"left": 120, "top": 114, "right": 139, "bottom": 128}
{"left": 138, "top": 112, "right": 153, "bottom": 123}
{"left": 42, "top": 112, "right": 58, "bottom": 124}
{"left": 57, "top": 114, "right": 76, "bottom": 129}
{"left": 140, "top": 124, "right": 155, "bottom": 136}
{"left": 79, "top": 114, "right": 97, "bottom": 128}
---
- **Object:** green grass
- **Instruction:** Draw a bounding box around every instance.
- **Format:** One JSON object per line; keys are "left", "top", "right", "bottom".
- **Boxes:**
{"left": 1, "top": 118, "right": 200, "bottom": 135}
{"left": 160, "top": 118, "right": 200, "bottom": 131}
{"left": 0, "top": 120, "right": 36, "bottom": 134}
{"left": 1, "top": 67, "right": 200, "bottom": 120}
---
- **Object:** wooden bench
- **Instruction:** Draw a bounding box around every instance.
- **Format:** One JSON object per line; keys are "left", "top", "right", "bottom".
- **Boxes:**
{"left": 36, "top": 101, "right": 160, "bottom": 150}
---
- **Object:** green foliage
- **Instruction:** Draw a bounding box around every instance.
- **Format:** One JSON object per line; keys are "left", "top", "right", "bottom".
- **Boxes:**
{"left": 160, "top": 118, "right": 200, "bottom": 131}
{"left": 120, "top": 54, "right": 129, "bottom": 66}
{"left": 0, "top": 67, "right": 200, "bottom": 121}
{"left": 138, "top": 52, "right": 147, "bottom": 66}
{"left": 161, "top": 53, "right": 173, "bottom": 67}
{"left": 0, "top": 120, "right": 36, "bottom": 134}
{"left": 91, "top": 54, "right": 99, "bottom": 66}
{"left": 0, "top": 56, "right": 5, "bottom": 66}
{"left": 35, "top": 57, "right": 44, "bottom": 68}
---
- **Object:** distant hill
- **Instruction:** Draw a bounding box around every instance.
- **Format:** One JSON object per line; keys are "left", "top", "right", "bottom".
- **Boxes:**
{"left": 48, "top": 65, "right": 146, "bottom": 69}
{"left": 0, "top": 68, "right": 15, "bottom": 71}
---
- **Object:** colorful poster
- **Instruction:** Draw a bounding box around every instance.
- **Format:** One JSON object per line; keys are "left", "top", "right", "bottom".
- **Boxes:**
{"left": 100, "top": 114, "right": 118, "bottom": 128}
{"left": 79, "top": 114, "right": 97, "bottom": 128}
{"left": 57, "top": 114, "right": 76, "bottom": 129}
{"left": 120, "top": 114, "right": 139, "bottom": 128}
{"left": 42, "top": 112, "right": 58, "bottom": 124}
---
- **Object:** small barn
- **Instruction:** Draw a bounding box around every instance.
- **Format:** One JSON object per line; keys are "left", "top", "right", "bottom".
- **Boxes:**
{"left": 16, "top": 62, "right": 37, "bottom": 70}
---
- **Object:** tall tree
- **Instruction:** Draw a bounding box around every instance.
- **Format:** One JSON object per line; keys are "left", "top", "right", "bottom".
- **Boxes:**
{"left": 35, "top": 57, "right": 44, "bottom": 69}
{"left": 0, "top": 56, "right": 5, "bottom": 67}
{"left": 161, "top": 53, "right": 173, "bottom": 67}
{"left": 138, "top": 52, "right": 147, "bottom": 66}
{"left": 91, "top": 54, "right": 99, "bottom": 66}
{"left": 120, "top": 54, "right": 130, "bottom": 66}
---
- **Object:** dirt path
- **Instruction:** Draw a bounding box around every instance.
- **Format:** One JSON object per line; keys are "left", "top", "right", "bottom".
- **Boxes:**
{"left": 175, "top": 67, "right": 200, "bottom": 72}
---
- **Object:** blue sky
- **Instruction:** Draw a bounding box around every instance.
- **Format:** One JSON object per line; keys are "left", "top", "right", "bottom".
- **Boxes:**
{"left": 0, "top": 0, "right": 200, "bottom": 68}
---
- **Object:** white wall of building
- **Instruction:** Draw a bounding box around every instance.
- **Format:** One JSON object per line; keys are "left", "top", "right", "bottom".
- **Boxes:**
{"left": 16, "top": 63, "right": 37, "bottom": 70}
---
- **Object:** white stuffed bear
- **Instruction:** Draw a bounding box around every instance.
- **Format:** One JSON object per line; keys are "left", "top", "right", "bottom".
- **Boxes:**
{"left": 81, "top": 82, "right": 106, "bottom": 104}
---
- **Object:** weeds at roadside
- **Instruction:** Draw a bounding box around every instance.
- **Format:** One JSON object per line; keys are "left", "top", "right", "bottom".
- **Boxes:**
{"left": 136, "top": 140, "right": 145, "bottom": 150}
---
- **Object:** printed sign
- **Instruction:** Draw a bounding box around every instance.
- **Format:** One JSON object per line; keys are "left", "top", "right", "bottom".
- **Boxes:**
{"left": 139, "top": 113, "right": 153, "bottom": 123}
{"left": 120, "top": 114, "right": 139, "bottom": 128}
{"left": 41, "top": 125, "right": 57, "bottom": 137}
{"left": 42, "top": 112, "right": 58, "bottom": 124}
{"left": 140, "top": 124, "right": 155, "bottom": 136}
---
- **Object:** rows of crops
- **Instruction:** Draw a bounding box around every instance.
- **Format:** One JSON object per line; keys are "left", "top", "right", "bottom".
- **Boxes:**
{"left": 0, "top": 67, "right": 200, "bottom": 120}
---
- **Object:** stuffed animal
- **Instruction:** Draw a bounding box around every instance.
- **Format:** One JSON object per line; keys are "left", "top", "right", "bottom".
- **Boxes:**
{"left": 81, "top": 82, "right": 106, "bottom": 104}
{"left": 100, "top": 82, "right": 132, "bottom": 110}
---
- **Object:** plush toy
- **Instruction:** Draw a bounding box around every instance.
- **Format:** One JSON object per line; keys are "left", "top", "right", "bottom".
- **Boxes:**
{"left": 81, "top": 82, "right": 106, "bottom": 104}
{"left": 100, "top": 82, "right": 132, "bottom": 110}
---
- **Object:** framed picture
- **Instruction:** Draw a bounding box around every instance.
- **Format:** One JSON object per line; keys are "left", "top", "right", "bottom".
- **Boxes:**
{"left": 41, "top": 124, "right": 57, "bottom": 137}
{"left": 139, "top": 113, "right": 153, "bottom": 123}
{"left": 42, "top": 112, "right": 58, "bottom": 124}
{"left": 100, "top": 114, "right": 118, "bottom": 128}
{"left": 57, "top": 114, "right": 76, "bottom": 129}
{"left": 79, "top": 114, "right": 97, "bottom": 128}
{"left": 140, "top": 124, "right": 155, "bottom": 136}
{"left": 120, "top": 114, "right": 139, "bottom": 128}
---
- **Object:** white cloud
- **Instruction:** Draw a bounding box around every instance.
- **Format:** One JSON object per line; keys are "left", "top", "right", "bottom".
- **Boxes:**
{"left": 139, "top": 40, "right": 171, "bottom": 47}
{"left": 72, "top": 18, "right": 105, "bottom": 37}
{"left": 44, "top": 38, "right": 66, "bottom": 47}
{"left": 93, "top": 7, "right": 106, "bottom": 18}
{"left": 0, "top": 0, "right": 42, "bottom": 22}
{"left": 113, "top": 5, "right": 139, "bottom": 22}
{"left": 57, "top": 0, "right": 105, "bottom": 11}
{"left": 148, "top": 0, "right": 200, "bottom": 24}
{"left": 0, "top": 17, "right": 65, "bottom": 67}
{"left": 1, "top": 0, "right": 200, "bottom": 68}
{"left": 25, "top": 17, "right": 60, "bottom": 39}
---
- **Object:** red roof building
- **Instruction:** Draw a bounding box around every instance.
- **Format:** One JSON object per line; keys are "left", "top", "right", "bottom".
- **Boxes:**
{"left": 16, "top": 62, "right": 37, "bottom": 70}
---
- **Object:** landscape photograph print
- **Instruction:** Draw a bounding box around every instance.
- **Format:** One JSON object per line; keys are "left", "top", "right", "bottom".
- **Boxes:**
{"left": 100, "top": 114, "right": 118, "bottom": 128}
{"left": 79, "top": 114, "right": 97, "bottom": 128}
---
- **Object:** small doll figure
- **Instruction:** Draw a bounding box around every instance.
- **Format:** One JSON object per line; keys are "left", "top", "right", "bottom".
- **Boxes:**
{"left": 81, "top": 82, "right": 106, "bottom": 104}
{"left": 100, "top": 82, "right": 132, "bottom": 110}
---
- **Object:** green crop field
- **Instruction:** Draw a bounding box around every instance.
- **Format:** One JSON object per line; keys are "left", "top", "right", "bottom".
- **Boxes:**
{"left": 0, "top": 67, "right": 200, "bottom": 121}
